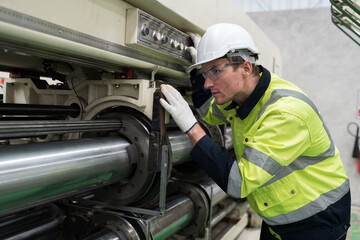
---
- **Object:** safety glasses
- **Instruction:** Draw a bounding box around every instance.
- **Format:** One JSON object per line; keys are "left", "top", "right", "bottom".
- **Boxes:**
{"left": 201, "top": 61, "right": 245, "bottom": 80}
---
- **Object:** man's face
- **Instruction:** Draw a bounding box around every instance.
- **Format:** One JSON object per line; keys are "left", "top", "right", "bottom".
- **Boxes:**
{"left": 202, "top": 58, "right": 246, "bottom": 105}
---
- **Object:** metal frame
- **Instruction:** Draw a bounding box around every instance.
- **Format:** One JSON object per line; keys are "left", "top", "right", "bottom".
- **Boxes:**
{"left": 330, "top": 0, "right": 360, "bottom": 46}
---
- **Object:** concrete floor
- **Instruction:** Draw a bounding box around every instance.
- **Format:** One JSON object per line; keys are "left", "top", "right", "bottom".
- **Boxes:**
{"left": 237, "top": 228, "right": 261, "bottom": 240}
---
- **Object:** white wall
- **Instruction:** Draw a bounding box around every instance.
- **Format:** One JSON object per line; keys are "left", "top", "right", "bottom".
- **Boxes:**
{"left": 249, "top": 8, "right": 360, "bottom": 204}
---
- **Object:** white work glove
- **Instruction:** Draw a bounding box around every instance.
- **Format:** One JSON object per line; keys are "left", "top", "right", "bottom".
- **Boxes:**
{"left": 187, "top": 32, "right": 201, "bottom": 64}
{"left": 160, "top": 84, "right": 198, "bottom": 133}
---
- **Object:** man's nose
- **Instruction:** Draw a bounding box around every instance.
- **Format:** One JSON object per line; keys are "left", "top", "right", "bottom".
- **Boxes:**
{"left": 204, "top": 77, "right": 213, "bottom": 89}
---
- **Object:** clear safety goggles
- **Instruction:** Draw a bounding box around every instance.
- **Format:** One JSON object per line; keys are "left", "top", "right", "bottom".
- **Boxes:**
{"left": 201, "top": 61, "right": 245, "bottom": 80}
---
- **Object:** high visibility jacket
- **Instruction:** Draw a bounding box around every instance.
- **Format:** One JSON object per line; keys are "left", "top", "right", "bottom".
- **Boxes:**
{"left": 192, "top": 66, "right": 349, "bottom": 226}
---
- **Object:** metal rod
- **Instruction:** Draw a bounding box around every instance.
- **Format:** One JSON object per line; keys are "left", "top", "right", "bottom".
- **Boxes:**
{"left": 210, "top": 201, "right": 238, "bottom": 227}
{"left": 197, "top": 179, "right": 228, "bottom": 206}
{"left": 0, "top": 120, "right": 123, "bottom": 139}
{"left": 82, "top": 229, "right": 120, "bottom": 240}
{"left": 0, "top": 103, "right": 80, "bottom": 117}
{"left": 0, "top": 207, "right": 60, "bottom": 240}
{"left": 168, "top": 131, "right": 193, "bottom": 165}
{"left": 145, "top": 194, "right": 195, "bottom": 240}
{"left": 168, "top": 127, "right": 233, "bottom": 166}
{"left": 3, "top": 219, "right": 60, "bottom": 240}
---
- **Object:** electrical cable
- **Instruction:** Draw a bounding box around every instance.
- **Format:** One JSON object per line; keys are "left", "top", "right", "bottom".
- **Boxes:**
{"left": 347, "top": 122, "right": 359, "bottom": 137}
{"left": 70, "top": 77, "right": 84, "bottom": 120}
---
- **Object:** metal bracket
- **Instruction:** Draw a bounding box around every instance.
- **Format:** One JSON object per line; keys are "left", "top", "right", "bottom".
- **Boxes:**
{"left": 148, "top": 89, "right": 166, "bottom": 173}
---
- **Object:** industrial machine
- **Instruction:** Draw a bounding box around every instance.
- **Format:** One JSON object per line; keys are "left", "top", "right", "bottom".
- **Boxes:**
{"left": 330, "top": 0, "right": 360, "bottom": 46}
{"left": 0, "top": 1, "right": 281, "bottom": 239}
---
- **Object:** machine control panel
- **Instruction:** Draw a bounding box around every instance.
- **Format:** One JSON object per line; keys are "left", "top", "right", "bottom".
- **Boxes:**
{"left": 126, "top": 8, "right": 192, "bottom": 64}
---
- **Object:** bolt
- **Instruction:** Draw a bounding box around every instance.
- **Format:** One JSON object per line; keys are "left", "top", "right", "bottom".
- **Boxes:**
{"left": 150, "top": 133, "right": 156, "bottom": 139}
{"left": 152, "top": 143, "right": 158, "bottom": 149}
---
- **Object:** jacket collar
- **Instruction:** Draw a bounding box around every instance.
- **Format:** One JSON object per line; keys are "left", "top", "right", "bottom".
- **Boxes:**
{"left": 224, "top": 65, "right": 270, "bottom": 120}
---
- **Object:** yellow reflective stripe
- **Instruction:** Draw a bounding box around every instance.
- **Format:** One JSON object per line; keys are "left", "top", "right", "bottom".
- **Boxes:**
{"left": 257, "top": 89, "right": 319, "bottom": 121}
{"left": 211, "top": 101, "right": 229, "bottom": 123}
{"left": 269, "top": 227, "right": 282, "bottom": 240}
{"left": 227, "top": 160, "right": 243, "bottom": 198}
{"left": 261, "top": 143, "right": 335, "bottom": 187}
{"left": 197, "top": 96, "right": 214, "bottom": 118}
{"left": 261, "top": 179, "right": 350, "bottom": 225}
{"left": 200, "top": 97, "right": 229, "bottom": 124}
{"left": 243, "top": 147, "right": 283, "bottom": 176}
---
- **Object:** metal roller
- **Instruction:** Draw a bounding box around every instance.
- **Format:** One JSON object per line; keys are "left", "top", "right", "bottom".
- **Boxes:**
{"left": 167, "top": 130, "right": 193, "bottom": 165}
{"left": 0, "top": 103, "right": 80, "bottom": 117}
{"left": 82, "top": 181, "right": 239, "bottom": 240}
{"left": 0, "top": 206, "right": 61, "bottom": 240}
{"left": 82, "top": 229, "right": 121, "bottom": 240}
{"left": 0, "top": 127, "right": 197, "bottom": 216}
{"left": 0, "top": 137, "right": 135, "bottom": 216}
{"left": 0, "top": 111, "right": 233, "bottom": 221}
{"left": 0, "top": 119, "right": 123, "bottom": 139}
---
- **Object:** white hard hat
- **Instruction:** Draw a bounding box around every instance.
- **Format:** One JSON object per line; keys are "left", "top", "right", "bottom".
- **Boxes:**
{"left": 188, "top": 23, "right": 260, "bottom": 71}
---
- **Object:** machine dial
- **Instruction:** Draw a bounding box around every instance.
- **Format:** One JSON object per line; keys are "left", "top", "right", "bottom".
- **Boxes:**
{"left": 161, "top": 35, "right": 169, "bottom": 44}
{"left": 153, "top": 31, "right": 161, "bottom": 41}
{"left": 177, "top": 42, "right": 185, "bottom": 51}
{"left": 141, "top": 26, "right": 150, "bottom": 36}
{"left": 171, "top": 39, "right": 179, "bottom": 48}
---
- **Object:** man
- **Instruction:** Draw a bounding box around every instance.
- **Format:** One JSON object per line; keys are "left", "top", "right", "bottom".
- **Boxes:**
{"left": 160, "top": 23, "right": 350, "bottom": 240}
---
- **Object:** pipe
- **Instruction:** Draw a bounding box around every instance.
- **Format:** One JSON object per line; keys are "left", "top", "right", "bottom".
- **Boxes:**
{"left": 210, "top": 201, "right": 238, "bottom": 227}
{"left": 3, "top": 219, "right": 60, "bottom": 240}
{"left": 168, "top": 131, "right": 193, "bottom": 165}
{"left": 0, "top": 137, "right": 134, "bottom": 216}
{"left": 168, "top": 128, "right": 233, "bottom": 165}
{"left": 146, "top": 194, "right": 195, "bottom": 240}
{"left": 0, "top": 207, "right": 61, "bottom": 240}
{"left": 0, "top": 103, "right": 80, "bottom": 117}
{"left": 0, "top": 120, "right": 123, "bottom": 139}
{"left": 82, "top": 229, "right": 120, "bottom": 240}
{"left": 197, "top": 179, "right": 228, "bottom": 206}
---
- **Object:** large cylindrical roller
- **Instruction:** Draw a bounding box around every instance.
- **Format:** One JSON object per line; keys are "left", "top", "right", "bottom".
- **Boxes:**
{"left": 81, "top": 181, "right": 237, "bottom": 240}
{"left": 0, "top": 120, "right": 196, "bottom": 216}
{"left": 0, "top": 137, "right": 135, "bottom": 216}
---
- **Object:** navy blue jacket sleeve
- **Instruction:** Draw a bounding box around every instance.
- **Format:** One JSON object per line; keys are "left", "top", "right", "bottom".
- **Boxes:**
{"left": 190, "top": 70, "right": 212, "bottom": 109}
{"left": 191, "top": 135, "right": 235, "bottom": 192}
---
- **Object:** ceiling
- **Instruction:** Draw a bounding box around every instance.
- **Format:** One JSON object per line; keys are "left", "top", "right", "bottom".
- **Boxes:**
{"left": 234, "top": 0, "right": 331, "bottom": 12}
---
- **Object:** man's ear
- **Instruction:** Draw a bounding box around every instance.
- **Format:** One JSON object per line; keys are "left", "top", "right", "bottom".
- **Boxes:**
{"left": 242, "top": 61, "right": 252, "bottom": 75}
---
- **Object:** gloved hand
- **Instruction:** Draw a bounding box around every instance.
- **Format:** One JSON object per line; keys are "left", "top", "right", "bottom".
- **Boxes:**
{"left": 160, "top": 84, "right": 198, "bottom": 133}
{"left": 187, "top": 32, "right": 201, "bottom": 64}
